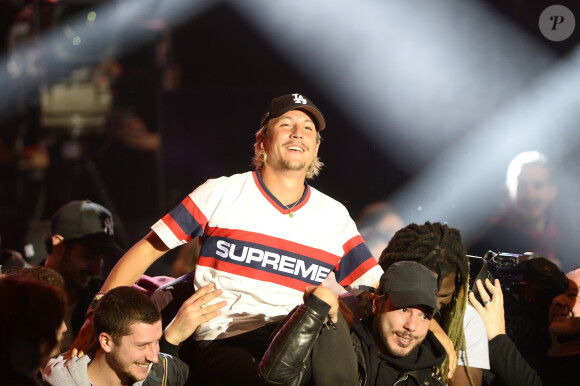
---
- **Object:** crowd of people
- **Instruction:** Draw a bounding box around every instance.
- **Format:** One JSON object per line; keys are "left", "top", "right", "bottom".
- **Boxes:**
{"left": 1, "top": 93, "right": 579, "bottom": 386}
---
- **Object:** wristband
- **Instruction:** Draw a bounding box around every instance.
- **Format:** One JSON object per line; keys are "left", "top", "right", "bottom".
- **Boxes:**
{"left": 86, "top": 291, "right": 106, "bottom": 318}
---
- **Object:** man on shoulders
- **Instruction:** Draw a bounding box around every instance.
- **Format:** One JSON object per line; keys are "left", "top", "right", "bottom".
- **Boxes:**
{"left": 79, "top": 93, "right": 383, "bottom": 385}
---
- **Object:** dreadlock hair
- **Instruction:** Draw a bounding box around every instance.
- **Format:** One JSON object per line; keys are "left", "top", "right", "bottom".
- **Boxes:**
{"left": 377, "top": 222, "right": 472, "bottom": 385}
{"left": 252, "top": 119, "right": 323, "bottom": 179}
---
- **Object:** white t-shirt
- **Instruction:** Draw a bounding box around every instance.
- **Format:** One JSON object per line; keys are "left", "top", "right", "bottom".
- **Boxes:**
{"left": 459, "top": 304, "right": 490, "bottom": 369}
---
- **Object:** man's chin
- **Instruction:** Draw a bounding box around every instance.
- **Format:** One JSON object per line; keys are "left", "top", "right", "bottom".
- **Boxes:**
{"left": 279, "top": 160, "right": 307, "bottom": 172}
{"left": 386, "top": 339, "right": 419, "bottom": 358}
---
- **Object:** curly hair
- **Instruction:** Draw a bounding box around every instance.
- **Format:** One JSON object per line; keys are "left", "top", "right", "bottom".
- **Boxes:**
{"left": 378, "top": 222, "right": 472, "bottom": 385}
{"left": 252, "top": 121, "right": 323, "bottom": 179}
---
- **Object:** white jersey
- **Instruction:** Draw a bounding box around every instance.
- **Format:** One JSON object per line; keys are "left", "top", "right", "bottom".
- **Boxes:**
{"left": 152, "top": 171, "right": 383, "bottom": 340}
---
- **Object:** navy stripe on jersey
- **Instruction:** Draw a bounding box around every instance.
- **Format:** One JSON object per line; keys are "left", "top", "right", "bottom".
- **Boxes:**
{"left": 168, "top": 201, "right": 205, "bottom": 239}
{"left": 201, "top": 235, "right": 334, "bottom": 286}
{"left": 334, "top": 242, "right": 374, "bottom": 283}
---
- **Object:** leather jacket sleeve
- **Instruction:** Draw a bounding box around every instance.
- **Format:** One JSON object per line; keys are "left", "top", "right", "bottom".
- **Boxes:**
{"left": 258, "top": 294, "right": 331, "bottom": 385}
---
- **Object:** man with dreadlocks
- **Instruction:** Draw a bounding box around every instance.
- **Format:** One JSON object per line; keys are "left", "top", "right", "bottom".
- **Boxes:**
{"left": 378, "top": 222, "right": 489, "bottom": 386}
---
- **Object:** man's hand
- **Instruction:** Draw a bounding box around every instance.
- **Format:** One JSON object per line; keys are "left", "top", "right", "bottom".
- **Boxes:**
{"left": 69, "top": 318, "right": 98, "bottom": 359}
{"left": 469, "top": 278, "right": 506, "bottom": 341}
{"left": 164, "top": 283, "right": 227, "bottom": 346}
{"left": 304, "top": 286, "right": 339, "bottom": 323}
{"left": 430, "top": 318, "right": 457, "bottom": 379}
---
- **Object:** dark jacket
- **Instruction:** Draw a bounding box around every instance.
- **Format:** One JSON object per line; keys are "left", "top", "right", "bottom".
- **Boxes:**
{"left": 483, "top": 334, "right": 541, "bottom": 386}
{"left": 259, "top": 295, "right": 446, "bottom": 386}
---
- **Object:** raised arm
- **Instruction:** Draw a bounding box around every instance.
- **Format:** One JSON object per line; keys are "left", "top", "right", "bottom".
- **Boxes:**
{"left": 101, "top": 231, "right": 169, "bottom": 292}
{"left": 70, "top": 231, "right": 170, "bottom": 355}
{"left": 469, "top": 279, "right": 541, "bottom": 386}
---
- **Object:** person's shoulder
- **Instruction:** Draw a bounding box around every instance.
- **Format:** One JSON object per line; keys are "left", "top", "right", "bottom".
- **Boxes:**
{"left": 197, "top": 171, "right": 254, "bottom": 190}
{"left": 308, "top": 185, "right": 350, "bottom": 213}
{"left": 43, "top": 355, "right": 91, "bottom": 384}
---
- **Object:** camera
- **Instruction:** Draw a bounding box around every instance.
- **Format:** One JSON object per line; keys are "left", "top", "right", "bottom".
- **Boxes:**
{"left": 468, "top": 251, "right": 568, "bottom": 357}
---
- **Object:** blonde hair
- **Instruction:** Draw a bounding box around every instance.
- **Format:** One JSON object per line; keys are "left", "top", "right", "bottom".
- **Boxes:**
{"left": 252, "top": 122, "right": 323, "bottom": 179}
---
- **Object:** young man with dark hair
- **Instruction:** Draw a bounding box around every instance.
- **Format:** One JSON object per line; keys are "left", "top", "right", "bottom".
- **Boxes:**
{"left": 259, "top": 261, "right": 446, "bottom": 386}
{"left": 45, "top": 284, "right": 226, "bottom": 386}
{"left": 469, "top": 151, "right": 580, "bottom": 272}
{"left": 379, "top": 222, "right": 489, "bottom": 386}
{"left": 43, "top": 199, "right": 125, "bottom": 352}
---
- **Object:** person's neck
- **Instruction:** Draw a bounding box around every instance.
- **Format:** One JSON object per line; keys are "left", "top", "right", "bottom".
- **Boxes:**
{"left": 87, "top": 350, "right": 128, "bottom": 386}
{"left": 260, "top": 167, "right": 306, "bottom": 205}
{"left": 513, "top": 210, "right": 549, "bottom": 233}
{"left": 529, "top": 216, "right": 549, "bottom": 233}
{"left": 547, "top": 334, "right": 580, "bottom": 356}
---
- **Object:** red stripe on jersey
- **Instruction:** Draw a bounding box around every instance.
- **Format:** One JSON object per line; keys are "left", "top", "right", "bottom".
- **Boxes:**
{"left": 252, "top": 171, "right": 311, "bottom": 216}
{"left": 343, "top": 234, "right": 366, "bottom": 254}
{"left": 162, "top": 213, "right": 190, "bottom": 242}
{"left": 205, "top": 226, "right": 339, "bottom": 266}
{"left": 252, "top": 172, "right": 286, "bottom": 214}
{"left": 338, "top": 257, "right": 378, "bottom": 287}
{"left": 182, "top": 195, "right": 209, "bottom": 228}
{"left": 197, "top": 256, "right": 314, "bottom": 292}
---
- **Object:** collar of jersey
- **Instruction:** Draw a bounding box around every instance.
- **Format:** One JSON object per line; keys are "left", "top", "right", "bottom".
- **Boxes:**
{"left": 253, "top": 170, "right": 310, "bottom": 215}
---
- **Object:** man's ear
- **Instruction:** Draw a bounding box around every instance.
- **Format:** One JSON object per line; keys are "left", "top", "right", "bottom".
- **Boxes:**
{"left": 99, "top": 333, "right": 114, "bottom": 353}
{"left": 257, "top": 135, "right": 266, "bottom": 151}
{"left": 372, "top": 295, "right": 381, "bottom": 314}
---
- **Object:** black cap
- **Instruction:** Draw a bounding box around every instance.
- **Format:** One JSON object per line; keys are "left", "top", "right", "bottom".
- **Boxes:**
{"left": 377, "top": 261, "right": 439, "bottom": 313}
{"left": 260, "top": 93, "right": 326, "bottom": 131}
{"left": 51, "top": 200, "right": 125, "bottom": 258}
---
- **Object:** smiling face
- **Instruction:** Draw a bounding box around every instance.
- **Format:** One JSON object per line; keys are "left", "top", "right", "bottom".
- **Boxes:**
{"left": 260, "top": 110, "right": 320, "bottom": 176}
{"left": 549, "top": 268, "right": 580, "bottom": 342}
{"left": 54, "top": 240, "right": 103, "bottom": 290}
{"left": 372, "top": 296, "right": 433, "bottom": 357}
{"left": 104, "top": 321, "right": 161, "bottom": 383}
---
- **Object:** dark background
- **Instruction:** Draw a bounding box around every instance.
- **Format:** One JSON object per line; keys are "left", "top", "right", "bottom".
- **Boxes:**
{"left": 1, "top": 0, "right": 579, "bottom": 275}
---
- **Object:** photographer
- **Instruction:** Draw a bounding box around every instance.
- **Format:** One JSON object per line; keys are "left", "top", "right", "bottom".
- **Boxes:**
{"left": 470, "top": 267, "right": 580, "bottom": 386}
{"left": 469, "top": 278, "right": 541, "bottom": 386}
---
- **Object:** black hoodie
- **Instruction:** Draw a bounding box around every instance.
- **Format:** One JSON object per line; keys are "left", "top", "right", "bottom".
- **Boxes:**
{"left": 351, "top": 318, "right": 447, "bottom": 386}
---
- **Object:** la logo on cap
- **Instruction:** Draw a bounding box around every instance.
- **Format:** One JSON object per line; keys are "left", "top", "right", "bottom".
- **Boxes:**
{"left": 292, "top": 94, "right": 308, "bottom": 105}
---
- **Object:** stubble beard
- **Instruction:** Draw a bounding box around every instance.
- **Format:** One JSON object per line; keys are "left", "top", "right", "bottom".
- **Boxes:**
{"left": 105, "top": 347, "right": 139, "bottom": 384}
{"left": 278, "top": 158, "right": 307, "bottom": 172}
{"left": 374, "top": 316, "right": 421, "bottom": 358}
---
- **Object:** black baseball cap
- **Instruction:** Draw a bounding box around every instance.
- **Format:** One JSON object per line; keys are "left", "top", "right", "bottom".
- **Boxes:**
{"left": 260, "top": 93, "right": 326, "bottom": 131}
{"left": 377, "top": 261, "right": 439, "bottom": 313}
{"left": 51, "top": 200, "right": 125, "bottom": 258}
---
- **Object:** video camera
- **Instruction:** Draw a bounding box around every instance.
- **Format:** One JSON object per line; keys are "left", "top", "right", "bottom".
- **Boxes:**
{"left": 468, "top": 251, "right": 568, "bottom": 356}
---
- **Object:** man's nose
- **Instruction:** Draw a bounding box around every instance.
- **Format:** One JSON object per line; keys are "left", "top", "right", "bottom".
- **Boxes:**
{"left": 145, "top": 344, "right": 159, "bottom": 364}
{"left": 290, "top": 124, "right": 304, "bottom": 138}
{"left": 403, "top": 315, "right": 418, "bottom": 332}
{"left": 552, "top": 293, "right": 567, "bottom": 307}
